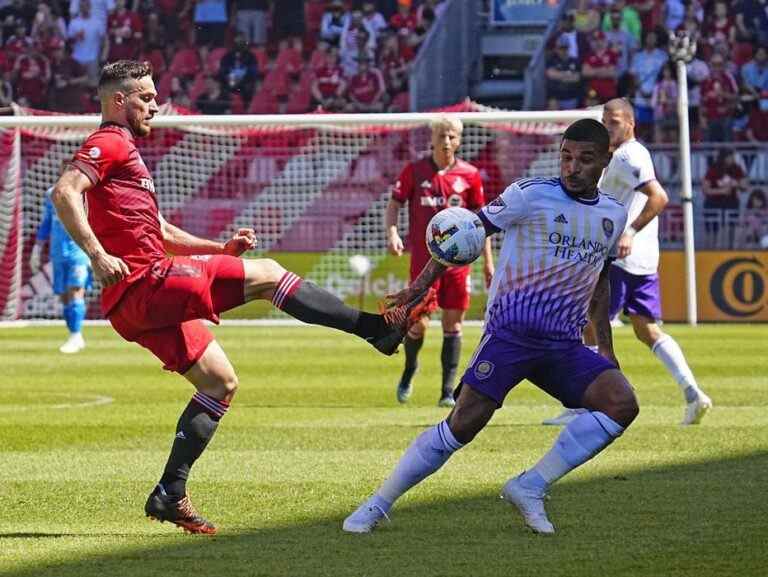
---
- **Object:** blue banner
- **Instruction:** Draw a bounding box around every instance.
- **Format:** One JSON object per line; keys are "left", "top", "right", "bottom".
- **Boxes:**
{"left": 492, "top": 0, "right": 560, "bottom": 24}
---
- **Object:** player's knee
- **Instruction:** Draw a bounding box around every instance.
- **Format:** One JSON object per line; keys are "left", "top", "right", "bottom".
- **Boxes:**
{"left": 243, "top": 258, "right": 288, "bottom": 300}
{"left": 606, "top": 384, "right": 639, "bottom": 427}
{"left": 223, "top": 373, "right": 239, "bottom": 397}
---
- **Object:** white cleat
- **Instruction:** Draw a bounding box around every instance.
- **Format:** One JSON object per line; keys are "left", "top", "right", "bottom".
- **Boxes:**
{"left": 59, "top": 333, "right": 85, "bottom": 354}
{"left": 610, "top": 316, "right": 624, "bottom": 328}
{"left": 682, "top": 393, "right": 712, "bottom": 425}
{"left": 438, "top": 395, "right": 456, "bottom": 408}
{"left": 541, "top": 407, "right": 586, "bottom": 426}
{"left": 500, "top": 475, "right": 555, "bottom": 534}
{"left": 342, "top": 498, "right": 390, "bottom": 533}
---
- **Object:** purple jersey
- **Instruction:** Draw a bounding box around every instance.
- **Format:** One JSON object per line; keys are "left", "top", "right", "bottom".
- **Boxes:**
{"left": 480, "top": 177, "right": 628, "bottom": 344}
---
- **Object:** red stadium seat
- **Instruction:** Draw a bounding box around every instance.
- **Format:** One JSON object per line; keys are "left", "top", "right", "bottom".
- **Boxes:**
{"left": 230, "top": 93, "right": 245, "bottom": 114}
{"left": 248, "top": 88, "right": 279, "bottom": 114}
{"left": 188, "top": 73, "right": 209, "bottom": 104}
{"left": 140, "top": 49, "right": 166, "bottom": 76}
{"left": 205, "top": 47, "right": 228, "bottom": 75}
{"left": 285, "top": 87, "right": 312, "bottom": 114}
{"left": 169, "top": 47, "right": 200, "bottom": 78}
{"left": 250, "top": 46, "right": 269, "bottom": 73}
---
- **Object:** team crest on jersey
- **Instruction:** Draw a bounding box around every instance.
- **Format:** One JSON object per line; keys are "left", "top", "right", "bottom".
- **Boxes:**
{"left": 486, "top": 196, "right": 506, "bottom": 215}
{"left": 89, "top": 147, "right": 101, "bottom": 159}
{"left": 452, "top": 177, "right": 467, "bottom": 193}
{"left": 420, "top": 179, "right": 432, "bottom": 189}
{"left": 447, "top": 194, "right": 463, "bottom": 207}
{"left": 602, "top": 218, "right": 614, "bottom": 238}
{"left": 474, "top": 360, "right": 494, "bottom": 380}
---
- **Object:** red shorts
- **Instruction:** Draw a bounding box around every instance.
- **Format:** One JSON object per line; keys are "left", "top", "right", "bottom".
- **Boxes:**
{"left": 108, "top": 255, "right": 245, "bottom": 373}
{"left": 410, "top": 257, "right": 471, "bottom": 314}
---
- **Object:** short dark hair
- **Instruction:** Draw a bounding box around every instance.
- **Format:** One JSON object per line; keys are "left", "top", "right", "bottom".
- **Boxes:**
{"left": 562, "top": 119, "right": 610, "bottom": 153}
{"left": 98, "top": 60, "right": 153, "bottom": 93}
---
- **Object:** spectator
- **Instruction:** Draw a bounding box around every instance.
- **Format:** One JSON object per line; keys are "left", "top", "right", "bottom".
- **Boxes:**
{"left": 47, "top": 36, "right": 89, "bottom": 112}
{"left": 193, "top": 0, "right": 228, "bottom": 47}
{"left": 569, "top": 0, "right": 600, "bottom": 35}
{"left": 4, "top": 19, "right": 34, "bottom": 60}
{"left": 1, "top": 0, "right": 34, "bottom": 41}
{"left": 741, "top": 45, "right": 768, "bottom": 102}
{"left": 218, "top": 34, "right": 260, "bottom": 107}
{"left": 736, "top": 0, "right": 768, "bottom": 45}
{"left": 311, "top": 45, "right": 347, "bottom": 111}
{"left": 105, "top": 0, "right": 143, "bottom": 62}
{"left": 320, "top": 0, "right": 349, "bottom": 47}
{"left": 685, "top": 46, "right": 711, "bottom": 141}
{"left": 552, "top": 14, "right": 579, "bottom": 60}
{"left": 389, "top": 0, "right": 417, "bottom": 36}
{"left": 737, "top": 188, "right": 768, "bottom": 247}
{"left": 69, "top": 0, "right": 114, "bottom": 31}
{"left": 346, "top": 56, "right": 386, "bottom": 112}
{"left": 582, "top": 31, "right": 619, "bottom": 103}
{"left": 700, "top": 53, "right": 740, "bottom": 141}
{"left": 604, "top": 6, "right": 638, "bottom": 81}
{"left": 651, "top": 63, "right": 678, "bottom": 143}
{"left": 546, "top": 35, "right": 582, "bottom": 110}
{"left": 274, "top": 37, "right": 305, "bottom": 81}
{"left": 702, "top": 149, "right": 749, "bottom": 243}
{"left": 379, "top": 31, "right": 408, "bottom": 97}
{"left": 67, "top": 0, "right": 105, "bottom": 86}
{"left": 235, "top": 0, "right": 268, "bottom": 46}
{"left": 272, "top": 0, "right": 305, "bottom": 41}
{"left": 408, "top": 5, "right": 436, "bottom": 54}
{"left": 629, "top": 30, "right": 668, "bottom": 141}
{"left": 143, "top": 11, "right": 166, "bottom": 51}
{"left": 601, "top": 0, "right": 641, "bottom": 43}
{"left": 340, "top": 13, "right": 375, "bottom": 76}
{"left": 195, "top": 75, "right": 230, "bottom": 114}
{"left": 664, "top": 0, "right": 686, "bottom": 31}
{"left": 0, "top": 69, "right": 11, "bottom": 107}
{"left": 704, "top": 1, "right": 736, "bottom": 50}
{"left": 417, "top": 0, "right": 444, "bottom": 27}
{"left": 362, "top": 2, "right": 388, "bottom": 40}
{"left": 30, "top": 3, "right": 67, "bottom": 45}
{"left": 12, "top": 46, "right": 51, "bottom": 108}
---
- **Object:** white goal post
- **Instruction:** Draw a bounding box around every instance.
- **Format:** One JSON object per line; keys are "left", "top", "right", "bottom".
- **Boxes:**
{"left": 0, "top": 106, "right": 695, "bottom": 324}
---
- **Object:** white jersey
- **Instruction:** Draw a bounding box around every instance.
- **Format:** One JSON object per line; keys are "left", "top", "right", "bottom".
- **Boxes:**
{"left": 598, "top": 139, "right": 659, "bottom": 275}
{"left": 480, "top": 177, "right": 628, "bottom": 345}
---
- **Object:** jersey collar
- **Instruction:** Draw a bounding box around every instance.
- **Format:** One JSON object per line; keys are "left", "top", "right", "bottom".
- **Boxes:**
{"left": 100, "top": 121, "right": 136, "bottom": 141}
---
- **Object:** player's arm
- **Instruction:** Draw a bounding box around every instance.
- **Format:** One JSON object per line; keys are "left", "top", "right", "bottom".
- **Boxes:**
{"left": 158, "top": 214, "right": 257, "bottom": 257}
{"left": 51, "top": 167, "right": 130, "bottom": 286}
{"left": 617, "top": 179, "right": 669, "bottom": 258}
{"left": 588, "top": 261, "right": 619, "bottom": 368}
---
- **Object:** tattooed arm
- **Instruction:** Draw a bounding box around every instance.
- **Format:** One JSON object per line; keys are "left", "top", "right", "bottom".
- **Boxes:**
{"left": 589, "top": 261, "right": 620, "bottom": 368}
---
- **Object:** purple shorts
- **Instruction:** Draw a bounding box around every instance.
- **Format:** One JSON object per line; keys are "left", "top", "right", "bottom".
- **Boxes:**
{"left": 609, "top": 266, "right": 662, "bottom": 321}
{"left": 460, "top": 332, "right": 617, "bottom": 408}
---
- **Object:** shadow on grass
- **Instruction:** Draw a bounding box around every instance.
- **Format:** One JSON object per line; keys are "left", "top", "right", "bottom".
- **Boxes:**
{"left": 3, "top": 452, "right": 767, "bottom": 577}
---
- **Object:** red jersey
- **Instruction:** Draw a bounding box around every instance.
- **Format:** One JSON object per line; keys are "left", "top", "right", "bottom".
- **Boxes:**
{"left": 347, "top": 68, "right": 384, "bottom": 104}
{"left": 107, "top": 10, "right": 143, "bottom": 61}
{"left": 701, "top": 71, "right": 739, "bottom": 119}
{"left": 71, "top": 124, "right": 165, "bottom": 315}
{"left": 315, "top": 64, "right": 345, "bottom": 97}
{"left": 585, "top": 49, "right": 619, "bottom": 100}
{"left": 392, "top": 157, "right": 485, "bottom": 269}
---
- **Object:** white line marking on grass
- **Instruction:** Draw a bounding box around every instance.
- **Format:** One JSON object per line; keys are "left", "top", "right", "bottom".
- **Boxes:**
{"left": 0, "top": 394, "right": 114, "bottom": 412}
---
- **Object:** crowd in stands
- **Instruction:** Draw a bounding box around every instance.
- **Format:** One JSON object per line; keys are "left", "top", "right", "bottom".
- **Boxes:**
{"left": 0, "top": 0, "right": 444, "bottom": 114}
{"left": 546, "top": 0, "right": 768, "bottom": 144}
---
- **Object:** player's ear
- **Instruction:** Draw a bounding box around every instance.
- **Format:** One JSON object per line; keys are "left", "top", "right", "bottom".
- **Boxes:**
{"left": 602, "top": 150, "right": 612, "bottom": 169}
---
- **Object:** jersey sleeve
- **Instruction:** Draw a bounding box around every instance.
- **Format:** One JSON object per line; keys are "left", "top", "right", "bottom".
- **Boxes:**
{"left": 391, "top": 162, "right": 414, "bottom": 203}
{"left": 480, "top": 181, "right": 530, "bottom": 231}
{"left": 36, "top": 195, "right": 54, "bottom": 242}
{"left": 607, "top": 209, "right": 629, "bottom": 258}
{"left": 71, "top": 130, "right": 129, "bottom": 186}
{"left": 466, "top": 169, "right": 485, "bottom": 210}
{"left": 626, "top": 145, "right": 657, "bottom": 190}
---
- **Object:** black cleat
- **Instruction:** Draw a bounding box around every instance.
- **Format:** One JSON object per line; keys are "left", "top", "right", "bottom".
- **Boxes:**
{"left": 368, "top": 288, "right": 434, "bottom": 356}
{"left": 145, "top": 484, "right": 217, "bottom": 535}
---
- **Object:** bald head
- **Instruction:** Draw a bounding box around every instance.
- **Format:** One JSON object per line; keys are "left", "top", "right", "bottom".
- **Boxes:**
{"left": 602, "top": 98, "right": 635, "bottom": 149}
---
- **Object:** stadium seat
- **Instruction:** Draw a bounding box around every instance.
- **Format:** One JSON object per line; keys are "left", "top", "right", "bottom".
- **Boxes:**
{"left": 188, "top": 73, "right": 209, "bottom": 104}
{"left": 250, "top": 46, "right": 269, "bottom": 73}
{"left": 140, "top": 49, "right": 166, "bottom": 76}
{"left": 169, "top": 47, "right": 200, "bottom": 78}
{"left": 205, "top": 47, "right": 228, "bottom": 75}
{"left": 248, "top": 88, "right": 279, "bottom": 114}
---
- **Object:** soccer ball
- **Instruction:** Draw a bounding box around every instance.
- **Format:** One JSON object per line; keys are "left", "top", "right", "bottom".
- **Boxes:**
{"left": 426, "top": 207, "right": 485, "bottom": 267}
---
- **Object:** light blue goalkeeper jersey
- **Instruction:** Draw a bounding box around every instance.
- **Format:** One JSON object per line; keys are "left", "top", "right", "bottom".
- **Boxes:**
{"left": 36, "top": 188, "right": 90, "bottom": 265}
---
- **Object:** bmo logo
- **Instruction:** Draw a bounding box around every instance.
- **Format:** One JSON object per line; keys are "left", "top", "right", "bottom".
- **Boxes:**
{"left": 709, "top": 257, "right": 766, "bottom": 318}
{"left": 140, "top": 178, "right": 155, "bottom": 193}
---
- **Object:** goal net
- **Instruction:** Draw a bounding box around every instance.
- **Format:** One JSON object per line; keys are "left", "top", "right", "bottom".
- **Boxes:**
{"left": 0, "top": 103, "right": 599, "bottom": 321}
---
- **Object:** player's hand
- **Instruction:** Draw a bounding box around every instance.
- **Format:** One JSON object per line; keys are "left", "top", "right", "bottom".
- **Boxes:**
{"left": 483, "top": 261, "right": 494, "bottom": 289}
{"left": 617, "top": 232, "right": 634, "bottom": 259}
{"left": 387, "top": 232, "right": 404, "bottom": 257}
{"left": 223, "top": 228, "right": 258, "bottom": 257}
{"left": 91, "top": 251, "right": 130, "bottom": 287}
{"left": 29, "top": 243, "right": 42, "bottom": 273}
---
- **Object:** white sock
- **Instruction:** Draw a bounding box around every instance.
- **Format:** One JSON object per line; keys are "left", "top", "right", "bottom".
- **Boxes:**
{"left": 376, "top": 420, "right": 463, "bottom": 508}
{"left": 652, "top": 335, "right": 702, "bottom": 401}
{"left": 520, "top": 411, "right": 624, "bottom": 492}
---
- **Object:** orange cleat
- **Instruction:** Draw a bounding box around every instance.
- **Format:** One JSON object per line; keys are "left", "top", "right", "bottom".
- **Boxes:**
{"left": 145, "top": 485, "right": 217, "bottom": 535}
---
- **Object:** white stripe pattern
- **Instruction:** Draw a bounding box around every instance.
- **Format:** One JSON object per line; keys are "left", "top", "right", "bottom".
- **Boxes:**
{"left": 271, "top": 272, "right": 302, "bottom": 309}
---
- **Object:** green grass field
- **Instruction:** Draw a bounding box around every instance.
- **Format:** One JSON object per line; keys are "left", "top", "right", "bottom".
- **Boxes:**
{"left": 1, "top": 324, "right": 766, "bottom": 577}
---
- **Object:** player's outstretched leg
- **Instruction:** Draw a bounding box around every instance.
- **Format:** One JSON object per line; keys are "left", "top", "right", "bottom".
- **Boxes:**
{"left": 146, "top": 341, "right": 236, "bottom": 535}
{"left": 343, "top": 384, "right": 495, "bottom": 533}
{"left": 504, "top": 369, "right": 637, "bottom": 534}
{"left": 244, "top": 259, "right": 428, "bottom": 355}
{"left": 631, "top": 316, "right": 712, "bottom": 425}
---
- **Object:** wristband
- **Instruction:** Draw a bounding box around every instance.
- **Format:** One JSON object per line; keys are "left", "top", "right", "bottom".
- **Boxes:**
{"left": 626, "top": 226, "right": 638, "bottom": 238}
